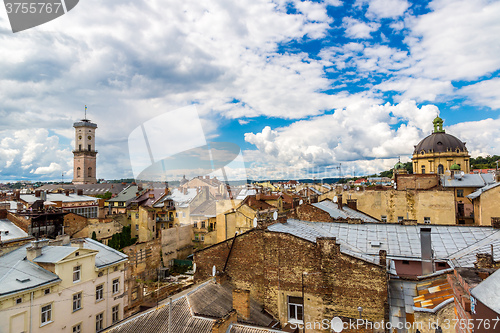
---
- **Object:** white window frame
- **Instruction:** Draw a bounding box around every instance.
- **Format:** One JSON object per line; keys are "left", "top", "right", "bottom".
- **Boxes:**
{"left": 96, "top": 312, "right": 104, "bottom": 332}
{"left": 200, "top": 234, "right": 205, "bottom": 241}
{"left": 73, "top": 265, "right": 81, "bottom": 282}
{"left": 96, "top": 284, "right": 104, "bottom": 302}
{"left": 112, "top": 305, "right": 120, "bottom": 323}
{"left": 287, "top": 296, "right": 303, "bottom": 324}
{"left": 73, "top": 323, "right": 82, "bottom": 333}
{"left": 112, "top": 278, "right": 120, "bottom": 295}
{"left": 73, "top": 292, "right": 82, "bottom": 312}
{"left": 41, "top": 303, "right": 52, "bottom": 326}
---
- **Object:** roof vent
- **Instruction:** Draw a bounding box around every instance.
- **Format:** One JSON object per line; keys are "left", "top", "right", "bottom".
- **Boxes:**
{"left": 16, "top": 278, "right": 31, "bottom": 283}
{"left": 370, "top": 241, "right": 381, "bottom": 247}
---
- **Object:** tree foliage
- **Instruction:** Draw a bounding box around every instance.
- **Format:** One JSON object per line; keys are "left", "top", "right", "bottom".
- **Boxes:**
{"left": 107, "top": 225, "right": 137, "bottom": 251}
{"left": 470, "top": 155, "right": 500, "bottom": 169}
{"left": 95, "top": 191, "right": 112, "bottom": 200}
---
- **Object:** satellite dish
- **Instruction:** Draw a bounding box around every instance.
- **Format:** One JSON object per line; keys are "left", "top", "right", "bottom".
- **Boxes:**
{"left": 299, "top": 199, "right": 303, "bottom": 205}
{"left": 356, "top": 187, "right": 360, "bottom": 191}
{"left": 343, "top": 185, "right": 348, "bottom": 190}
{"left": 193, "top": 263, "right": 196, "bottom": 273}
{"left": 212, "top": 265, "right": 216, "bottom": 277}
{"left": 253, "top": 217, "right": 258, "bottom": 228}
{"left": 391, "top": 180, "right": 394, "bottom": 183}
{"left": 273, "top": 211, "right": 278, "bottom": 220}
{"left": 461, "top": 171, "right": 465, "bottom": 176}
{"left": 393, "top": 184, "right": 397, "bottom": 189}
{"left": 333, "top": 196, "right": 338, "bottom": 203}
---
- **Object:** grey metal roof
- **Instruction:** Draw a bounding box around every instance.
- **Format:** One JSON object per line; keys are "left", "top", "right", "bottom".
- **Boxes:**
{"left": 441, "top": 173, "right": 495, "bottom": 188}
{"left": 0, "top": 219, "right": 30, "bottom": 241}
{"left": 0, "top": 243, "right": 60, "bottom": 297}
{"left": 267, "top": 219, "right": 500, "bottom": 267}
{"left": 470, "top": 268, "right": 500, "bottom": 314}
{"left": 77, "top": 238, "right": 128, "bottom": 268}
{"left": 227, "top": 324, "right": 283, "bottom": 333}
{"left": 312, "top": 200, "right": 379, "bottom": 223}
{"left": 467, "top": 181, "right": 500, "bottom": 200}
{"left": 153, "top": 188, "right": 198, "bottom": 208}
{"left": 32, "top": 246, "right": 77, "bottom": 263}
{"left": 21, "top": 193, "right": 98, "bottom": 204}
{"left": 188, "top": 281, "right": 274, "bottom": 327}
{"left": 107, "top": 185, "right": 140, "bottom": 202}
{"left": 37, "top": 183, "right": 127, "bottom": 195}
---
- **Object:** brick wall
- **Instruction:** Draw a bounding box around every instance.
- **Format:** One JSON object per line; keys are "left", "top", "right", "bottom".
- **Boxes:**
{"left": 64, "top": 212, "right": 89, "bottom": 236}
{"left": 194, "top": 230, "right": 387, "bottom": 330}
{"left": 396, "top": 174, "right": 440, "bottom": 190}
{"left": 288, "top": 203, "right": 334, "bottom": 222}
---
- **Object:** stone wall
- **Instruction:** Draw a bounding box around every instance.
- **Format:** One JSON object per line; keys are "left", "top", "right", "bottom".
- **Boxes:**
{"left": 194, "top": 230, "right": 387, "bottom": 332}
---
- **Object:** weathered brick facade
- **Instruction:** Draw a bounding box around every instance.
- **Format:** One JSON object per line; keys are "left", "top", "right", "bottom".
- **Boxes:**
{"left": 288, "top": 203, "right": 334, "bottom": 222}
{"left": 194, "top": 230, "right": 388, "bottom": 332}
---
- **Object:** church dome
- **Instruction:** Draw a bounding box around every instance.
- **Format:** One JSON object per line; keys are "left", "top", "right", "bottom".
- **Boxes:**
{"left": 413, "top": 116, "right": 467, "bottom": 154}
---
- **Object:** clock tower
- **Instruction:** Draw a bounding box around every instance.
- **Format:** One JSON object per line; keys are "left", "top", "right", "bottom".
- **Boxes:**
{"left": 73, "top": 107, "right": 98, "bottom": 184}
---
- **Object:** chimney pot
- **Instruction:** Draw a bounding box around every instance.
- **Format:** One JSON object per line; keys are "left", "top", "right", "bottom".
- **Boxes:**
{"left": 420, "top": 228, "right": 434, "bottom": 275}
{"left": 232, "top": 289, "right": 250, "bottom": 321}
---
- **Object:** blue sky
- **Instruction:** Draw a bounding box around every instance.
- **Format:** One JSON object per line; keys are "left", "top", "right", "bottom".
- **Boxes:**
{"left": 0, "top": 0, "right": 499, "bottom": 182}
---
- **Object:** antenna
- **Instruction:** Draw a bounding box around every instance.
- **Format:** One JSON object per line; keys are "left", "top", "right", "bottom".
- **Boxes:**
{"left": 85, "top": 105, "right": 87, "bottom": 119}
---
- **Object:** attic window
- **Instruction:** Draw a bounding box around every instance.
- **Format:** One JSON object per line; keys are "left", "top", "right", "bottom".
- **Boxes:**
{"left": 16, "top": 278, "right": 30, "bottom": 283}
{"left": 75, "top": 252, "right": 79, "bottom": 256}
{"left": 370, "top": 241, "right": 381, "bottom": 247}
{"left": 16, "top": 298, "right": 22, "bottom": 304}
{"left": 437, "top": 142, "right": 442, "bottom": 145}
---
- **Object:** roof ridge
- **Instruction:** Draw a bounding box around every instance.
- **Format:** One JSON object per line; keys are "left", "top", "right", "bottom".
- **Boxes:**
{"left": 448, "top": 230, "right": 500, "bottom": 261}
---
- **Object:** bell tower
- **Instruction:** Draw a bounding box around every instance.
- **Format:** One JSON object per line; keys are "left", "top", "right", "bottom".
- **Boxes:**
{"left": 73, "top": 106, "right": 98, "bottom": 184}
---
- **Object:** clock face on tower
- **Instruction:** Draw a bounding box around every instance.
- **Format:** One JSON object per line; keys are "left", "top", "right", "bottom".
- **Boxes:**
{"left": 79, "top": 136, "right": 82, "bottom": 140}
{"left": 88, "top": 136, "right": 92, "bottom": 140}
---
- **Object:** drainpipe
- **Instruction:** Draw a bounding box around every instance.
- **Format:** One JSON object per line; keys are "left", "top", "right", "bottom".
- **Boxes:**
{"left": 29, "top": 291, "right": 33, "bottom": 333}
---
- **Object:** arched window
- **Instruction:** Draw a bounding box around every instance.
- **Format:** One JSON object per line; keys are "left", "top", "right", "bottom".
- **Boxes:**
{"left": 421, "top": 165, "right": 426, "bottom": 174}
{"left": 88, "top": 167, "right": 92, "bottom": 177}
{"left": 77, "top": 167, "right": 81, "bottom": 177}
{"left": 437, "top": 164, "right": 444, "bottom": 174}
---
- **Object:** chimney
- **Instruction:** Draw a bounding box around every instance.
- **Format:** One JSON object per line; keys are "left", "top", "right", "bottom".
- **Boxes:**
{"left": 77, "top": 189, "right": 83, "bottom": 196}
{"left": 35, "top": 190, "right": 41, "bottom": 197}
{"left": 346, "top": 199, "right": 357, "bottom": 210}
{"left": 491, "top": 217, "right": 500, "bottom": 229}
{"left": 164, "top": 182, "right": 169, "bottom": 195}
{"left": 65, "top": 189, "right": 70, "bottom": 196}
{"left": 337, "top": 194, "right": 343, "bottom": 210}
{"left": 420, "top": 228, "right": 434, "bottom": 275}
{"left": 451, "top": 170, "right": 454, "bottom": 179}
{"left": 379, "top": 250, "right": 387, "bottom": 267}
{"left": 72, "top": 239, "right": 85, "bottom": 248}
{"left": 474, "top": 253, "right": 494, "bottom": 269}
{"left": 149, "top": 193, "right": 155, "bottom": 199}
{"left": 26, "top": 239, "right": 49, "bottom": 261}
{"left": 232, "top": 289, "right": 251, "bottom": 321}
{"left": 256, "top": 193, "right": 261, "bottom": 201}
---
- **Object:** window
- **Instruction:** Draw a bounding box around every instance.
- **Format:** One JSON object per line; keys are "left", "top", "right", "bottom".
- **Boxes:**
{"left": 288, "top": 296, "right": 303, "bottom": 323}
{"left": 88, "top": 145, "right": 92, "bottom": 152}
{"left": 78, "top": 144, "right": 82, "bottom": 151}
{"left": 73, "top": 265, "right": 81, "bottom": 282}
{"left": 112, "top": 305, "right": 119, "bottom": 323}
{"left": 112, "top": 278, "right": 120, "bottom": 295}
{"left": 201, "top": 221, "right": 205, "bottom": 228}
{"left": 421, "top": 165, "right": 425, "bottom": 174}
{"left": 398, "top": 216, "right": 404, "bottom": 223}
{"left": 194, "top": 234, "right": 199, "bottom": 241}
{"left": 438, "top": 164, "right": 444, "bottom": 175}
{"left": 200, "top": 234, "right": 205, "bottom": 241}
{"left": 16, "top": 297, "right": 22, "bottom": 304}
{"left": 402, "top": 260, "right": 410, "bottom": 265}
{"left": 457, "top": 189, "right": 464, "bottom": 197}
{"left": 193, "top": 222, "right": 197, "bottom": 228}
{"left": 77, "top": 167, "right": 81, "bottom": 177}
{"left": 135, "top": 213, "right": 139, "bottom": 219}
{"left": 96, "top": 284, "right": 104, "bottom": 302}
{"left": 182, "top": 212, "right": 186, "bottom": 218}
{"left": 135, "top": 224, "right": 138, "bottom": 231}
{"left": 96, "top": 312, "right": 104, "bottom": 332}
{"left": 381, "top": 215, "right": 387, "bottom": 223}
{"left": 175, "top": 212, "right": 178, "bottom": 218}
{"left": 41, "top": 304, "right": 52, "bottom": 325}
{"left": 73, "top": 323, "right": 81, "bottom": 333}
{"left": 73, "top": 292, "right": 82, "bottom": 312}
{"left": 424, "top": 217, "right": 431, "bottom": 224}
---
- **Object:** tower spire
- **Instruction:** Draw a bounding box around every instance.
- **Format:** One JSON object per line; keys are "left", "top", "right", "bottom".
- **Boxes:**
{"left": 85, "top": 105, "right": 87, "bottom": 120}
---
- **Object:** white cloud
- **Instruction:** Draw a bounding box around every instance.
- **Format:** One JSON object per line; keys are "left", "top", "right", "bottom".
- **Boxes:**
{"left": 459, "top": 78, "right": 500, "bottom": 110}
{"left": 448, "top": 118, "right": 500, "bottom": 157}
{"left": 404, "top": 0, "right": 500, "bottom": 81}
{"left": 343, "top": 17, "right": 380, "bottom": 39}
{"left": 244, "top": 100, "right": 438, "bottom": 174}
{"left": 366, "top": 0, "right": 409, "bottom": 19}
{"left": 374, "top": 77, "right": 454, "bottom": 102}
{"left": 0, "top": 129, "right": 72, "bottom": 180}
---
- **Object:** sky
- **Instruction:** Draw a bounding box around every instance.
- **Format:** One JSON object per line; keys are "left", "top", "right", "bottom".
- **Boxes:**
{"left": 0, "top": 0, "right": 499, "bottom": 182}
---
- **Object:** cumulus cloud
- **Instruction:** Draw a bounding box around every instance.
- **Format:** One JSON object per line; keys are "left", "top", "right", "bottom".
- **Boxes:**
{"left": 244, "top": 100, "right": 438, "bottom": 174}
{"left": 0, "top": 129, "right": 72, "bottom": 180}
{"left": 448, "top": 118, "right": 500, "bottom": 157}
{"left": 459, "top": 78, "right": 500, "bottom": 110}
{"left": 343, "top": 17, "right": 380, "bottom": 39}
{"left": 366, "top": 0, "right": 409, "bottom": 19}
